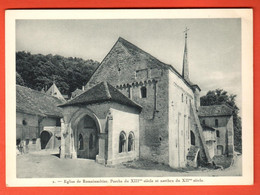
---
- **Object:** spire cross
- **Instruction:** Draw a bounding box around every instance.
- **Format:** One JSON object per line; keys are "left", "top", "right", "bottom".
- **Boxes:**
{"left": 184, "top": 27, "right": 189, "bottom": 38}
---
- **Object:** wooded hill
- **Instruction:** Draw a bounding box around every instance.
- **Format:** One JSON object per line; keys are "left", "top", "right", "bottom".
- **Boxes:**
{"left": 16, "top": 51, "right": 99, "bottom": 97}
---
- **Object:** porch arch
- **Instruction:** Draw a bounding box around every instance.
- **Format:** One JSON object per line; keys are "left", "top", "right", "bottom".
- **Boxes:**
{"left": 69, "top": 108, "right": 102, "bottom": 134}
{"left": 69, "top": 108, "right": 102, "bottom": 160}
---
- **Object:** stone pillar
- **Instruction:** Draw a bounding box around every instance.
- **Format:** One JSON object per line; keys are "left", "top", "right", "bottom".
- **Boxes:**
{"left": 60, "top": 118, "right": 66, "bottom": 158}
{"left": 227, "top": 116, "right": 234, "bottom": 156}
{"left": 96, "top": 133, "right": 107, "bottom": 164}
{"left": 69, "top": 123, "right": 77, "bottom": 159}
{"left": 106, "top": 110, "right": 114, "bottom": 165}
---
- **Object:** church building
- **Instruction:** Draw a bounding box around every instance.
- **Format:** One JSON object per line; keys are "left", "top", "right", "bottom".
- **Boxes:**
{"left": 59, "top": 31, "right": 234, "bottom": 168}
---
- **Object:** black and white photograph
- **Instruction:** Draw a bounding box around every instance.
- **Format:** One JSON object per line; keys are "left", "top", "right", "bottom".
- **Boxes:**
{"left": 6, "top": 9, "right": 253, "bottom": 186}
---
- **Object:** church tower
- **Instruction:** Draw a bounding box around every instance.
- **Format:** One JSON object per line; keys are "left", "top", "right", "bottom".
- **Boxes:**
{"left": 182, "top": 27, "right": 189, "bottom": 81}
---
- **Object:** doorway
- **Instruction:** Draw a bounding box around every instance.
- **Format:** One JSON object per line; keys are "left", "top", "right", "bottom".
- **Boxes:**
{"left": 76, "top": 115, "right": 99, "bottom": 159}
{"left": 40, "top": 131, "right": 52, "bottom": 149}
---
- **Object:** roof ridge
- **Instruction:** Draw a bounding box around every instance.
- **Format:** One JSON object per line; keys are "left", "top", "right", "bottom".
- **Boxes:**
{"left": 118, "top": 37, "right": 171, "bottom": 68}
{"left": 16, "top": 85, "right": 61, "bottom": 100}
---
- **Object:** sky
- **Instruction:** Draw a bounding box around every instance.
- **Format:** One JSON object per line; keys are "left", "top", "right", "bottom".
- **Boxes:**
{"left": 16, "top": 19, "right": 241, "bottom": 111}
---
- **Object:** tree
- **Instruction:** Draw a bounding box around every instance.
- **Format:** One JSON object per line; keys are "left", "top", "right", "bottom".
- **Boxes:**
{"left": 16, "top": 51, "right": 99, "bottom": 96}
{"left": 16, "top": 72, "right": 25, "bottom": 86}
{"left": 200, "top": 89, "right": 242, "bottom": 153}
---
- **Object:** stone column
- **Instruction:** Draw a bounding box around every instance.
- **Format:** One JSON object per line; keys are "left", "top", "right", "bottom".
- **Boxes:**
{"left": 69, "top": 123, "right": 77, "bottom": 159}
{"left": 106, "top": 110, "right": 114, "bottom": 165}
{"left": 96, "top": 133, "right": 107, "bottom": 164}
{"left": 60, "top": 118, "right": 66, "bottom": 158}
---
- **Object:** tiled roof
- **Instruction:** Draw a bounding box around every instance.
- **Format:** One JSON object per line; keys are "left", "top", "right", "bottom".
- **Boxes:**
{"left": 60, "top": 81, "right": 142, "bottom": 110}
{"left": 198, "top": 104, "right": 233, "bottom": 117}
{"left": 16, "top": 85, "right": 63, "bottom": 117}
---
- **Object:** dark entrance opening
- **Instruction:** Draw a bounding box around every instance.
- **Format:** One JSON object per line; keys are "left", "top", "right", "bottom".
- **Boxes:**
{"left": 40, "top": 131, "right": 52, "bottom": 149}
{"left": 190, "top": 131, "right": 195, "bottom": 145}
{"left": 76, "top": 115, "right": 99, "bottom": 159}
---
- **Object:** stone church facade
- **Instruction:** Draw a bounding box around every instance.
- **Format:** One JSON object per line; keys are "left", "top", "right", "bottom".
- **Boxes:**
{"left": 59, "top": 33, "right": 234, "bottom": 168}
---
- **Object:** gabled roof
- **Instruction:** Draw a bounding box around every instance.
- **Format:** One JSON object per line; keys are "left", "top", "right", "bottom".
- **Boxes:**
{"left": 88, "top": 37, "right": 199, "bottom": 91}
{"left": 16, "top": 85, "right": 63, "bottom": 117}
{"left": 46, "top": 83, "right": 65, "bottom": 101}
{"left": 60, "top": 81, "right": 142, "bottom": 110}
{"left": 198, "top": 104, "right": 233, "bottom": 117}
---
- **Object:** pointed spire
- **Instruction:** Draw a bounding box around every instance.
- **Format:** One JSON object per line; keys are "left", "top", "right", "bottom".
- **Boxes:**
{"left": 182, "top": 27, "right": 189, "bottom": 81}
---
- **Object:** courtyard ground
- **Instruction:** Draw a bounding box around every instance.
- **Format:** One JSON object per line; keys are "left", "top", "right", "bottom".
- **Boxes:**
{"left": 16, "top": 150, "right": 242, "bottom": 178}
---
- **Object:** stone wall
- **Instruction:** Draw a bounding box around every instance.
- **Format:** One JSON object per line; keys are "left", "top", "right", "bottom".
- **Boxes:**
{"left": 199, "top": 115, "right": 234, "bottom": 156}
{"left": 60, "top": 102, "right": 140, "bottom": 165}
{"left": 84, "top": 48, "right": 170, "bottom": 164}
{"left": 16, "top": 112, "right": 59, "bottom": 153}
{"left": 168, "top": 70, "right": 196, "bottom": 168}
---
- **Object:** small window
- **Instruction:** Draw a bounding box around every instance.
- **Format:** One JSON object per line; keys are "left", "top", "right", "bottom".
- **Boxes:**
{"left": 215, "top": 119, "right": 219, "bottom": 127}
{"left": 190, "top": 131, "right": 195, "bottom": 145}
{"left": 78, "top": 134, "right": 84, "bottom": 150}
{"left": 119, "top": 131, "right": 126, "bottom": 153}
{"left": 22, "top": 119, "right": 27, "bottom": 126}
{"left": 140, "top": 86, "right": 147, "bottom": 98}
{"left": 128, "top": 132, "right": 135, "bottom": 151}
{"left": 216, "top": 130, "right": 220, "bottom": 138}
{"left": 202, "top": 120, "right": 205, "bottom": 125}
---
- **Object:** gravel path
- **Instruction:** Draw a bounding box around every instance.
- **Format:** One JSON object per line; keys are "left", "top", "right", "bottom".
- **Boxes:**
{"left": 16, "top": 151, "right": 242, "bottom": 178}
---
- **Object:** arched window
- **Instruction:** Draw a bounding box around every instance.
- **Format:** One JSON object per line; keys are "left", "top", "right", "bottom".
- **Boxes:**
{"left": 190, "top": 131, "right": 195, "bottom": 145}
{"left": 119, "top": 131, "right": 126, "bottom": 153}
{"left": 128, "top": 132, "right": 135, "bottom": 151}
{"left": 140, "top": 86, "right": 147, "bottom": 98}
{"left": 78, "top": 134, "right": 83, "bottom": 150}
{"left": 215, "top": 119, "right": 219, "bottom": 127}
{"left": 216, "top": 130, "right": 220, "bottom": 138}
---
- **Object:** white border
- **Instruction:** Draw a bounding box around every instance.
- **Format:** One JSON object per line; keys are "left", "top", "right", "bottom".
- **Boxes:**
{"left": 5, "top": 9, "right": 253, "bottom": 186}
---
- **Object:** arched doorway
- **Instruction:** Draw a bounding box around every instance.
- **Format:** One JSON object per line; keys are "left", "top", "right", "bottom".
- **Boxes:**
{"left": 40, "top": 131, "right": 52, "bottom": 149}
{"left": 76, "top": 115, "right": 99, "bottom": 159}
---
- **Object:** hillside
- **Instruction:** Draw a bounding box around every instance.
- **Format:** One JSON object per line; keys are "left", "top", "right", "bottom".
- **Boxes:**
{"left": 16, "top": 51, "right": 99, "bottom": 96}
